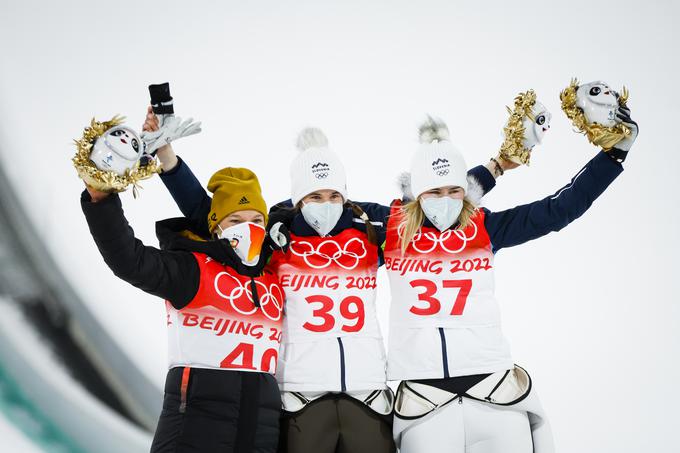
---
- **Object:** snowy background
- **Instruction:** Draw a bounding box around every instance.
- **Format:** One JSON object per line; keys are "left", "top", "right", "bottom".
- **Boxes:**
{"left": 1, "top": 0, "right": 679, "bottom": 451}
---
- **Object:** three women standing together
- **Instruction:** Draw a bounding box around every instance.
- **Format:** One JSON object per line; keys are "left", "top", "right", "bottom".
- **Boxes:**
{"left": 80, "top": 91, "right": 637, "bottom": 452}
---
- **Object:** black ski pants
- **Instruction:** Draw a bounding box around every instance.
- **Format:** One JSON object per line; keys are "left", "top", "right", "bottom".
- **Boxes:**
{"left": 150, "top": 367, "right": 281, "bottom": 453}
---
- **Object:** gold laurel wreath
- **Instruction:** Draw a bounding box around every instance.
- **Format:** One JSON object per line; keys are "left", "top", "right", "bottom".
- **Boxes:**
{"left": 72, "top": 116, "right": 160, "bottom": 195}
{"left": 499, "top": 89, "right": 538, "bottom": 166}
{"left": 560, "top": 78, "right": 631, "bottom": 151}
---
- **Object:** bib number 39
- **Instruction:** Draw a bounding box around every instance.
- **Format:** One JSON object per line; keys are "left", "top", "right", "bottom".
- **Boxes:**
{"left": 303, "top": 295, "right": 365, "bottom": 333}
{"left": 409, "top": 279, "right": 472, "bottom": 316}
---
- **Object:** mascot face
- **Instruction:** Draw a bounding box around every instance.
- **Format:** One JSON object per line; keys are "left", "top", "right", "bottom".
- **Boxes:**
{"left": 575, "top": 81, "right": 619, "bottom": 127}
{"left": 90, "top": 126, "right": 145, "bottom": 175}
{"left": 522, "top": 101, "right": 551, "bottom": 149}
{"left": 104, "top": 126, "right": 143, "bottom": 160}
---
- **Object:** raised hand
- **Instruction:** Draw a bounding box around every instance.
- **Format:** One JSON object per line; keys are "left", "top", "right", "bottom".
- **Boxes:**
{"left": 141, "top": 113, "right": 202, "bottom": 155}
{"left": 608, "top": 106, "right": 638, "bottom": 162}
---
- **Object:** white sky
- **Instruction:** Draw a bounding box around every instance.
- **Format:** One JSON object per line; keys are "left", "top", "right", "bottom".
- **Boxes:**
{"left": 1, "top": 1, "right": 679, "bottom": 451}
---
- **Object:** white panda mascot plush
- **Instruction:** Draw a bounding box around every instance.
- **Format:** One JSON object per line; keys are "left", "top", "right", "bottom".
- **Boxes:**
{"left": 575, "top": 81, "right": 620, "bottom": 127}
{"left": 560, "top": 78, "right": 633, "bottom": 151}
{"left": 73, "top": 83, "right": 201, "bottom": 195}
{"left": 499, "top": 89, "right": 552, "bottom": 166}
{"left": 88, "top": 124, "right": 147, "bottom": 176}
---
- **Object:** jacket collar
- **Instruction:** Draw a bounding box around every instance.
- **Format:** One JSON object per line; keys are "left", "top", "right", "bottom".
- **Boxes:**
{"left": 155, "top": 217, "right": 268, "bottom": 277}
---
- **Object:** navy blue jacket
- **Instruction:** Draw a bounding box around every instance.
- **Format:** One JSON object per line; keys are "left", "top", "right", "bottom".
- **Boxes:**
{"left": 160, "top": 152, "right": 622, "bottom": 255}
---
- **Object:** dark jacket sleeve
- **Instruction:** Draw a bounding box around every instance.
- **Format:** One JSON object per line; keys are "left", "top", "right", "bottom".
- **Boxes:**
{"left": 484, "top": 151, "right": 623, "bottom": 253}
{"left": 160, "top": 156, "right": 212, "bottom": 225}
{"left": 80, "top": 190, "right": 200, "bottom": 309}
{"left": 467, "top": 164, "right": 496, "bottom": 195}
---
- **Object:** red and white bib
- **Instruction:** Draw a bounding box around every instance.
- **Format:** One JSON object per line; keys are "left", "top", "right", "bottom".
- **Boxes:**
{"left": 269, "top": 229, "right": 381, "bottom": 342}
{"left": 268, "top": 228, "right": 387, "bottom": 392}
{"left": 384, "top": 202, "right": 512, "bottom": 380}
{"left": 384, "top": 203, "right": 499, "bottom": 329}
{"left": 166, "top": 252, "right": 284, "bottom": 374}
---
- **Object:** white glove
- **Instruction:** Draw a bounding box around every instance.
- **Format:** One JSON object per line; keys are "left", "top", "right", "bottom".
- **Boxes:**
{"left": 268, "top": 222, "right": 290, "bottom": 250}
{"left": 142, "top": 114, "right": 202, "bottom": 155}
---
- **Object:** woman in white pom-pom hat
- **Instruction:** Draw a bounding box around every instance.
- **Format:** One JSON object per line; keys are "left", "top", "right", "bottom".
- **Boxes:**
{"left": 265, "top": 127, "right": 398, "bottom": 452}
{"left": 386, "top": 112, "right": 636, "bottom": 452}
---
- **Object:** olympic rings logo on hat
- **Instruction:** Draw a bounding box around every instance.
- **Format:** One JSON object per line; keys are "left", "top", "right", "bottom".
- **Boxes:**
{"left": 214, "top": 272, "right": 283, "bottom": 321}
{"left": 289, "top": 237, "right": 367, "bottom": 270}
{"left": 431, "top": 157, "right": 451, "bottom": 177}
{"left": 397, "top": 221, "right": 478, "bottom": 254}
{"left": 311, "top": 162, "right": 331, "bottom": 180}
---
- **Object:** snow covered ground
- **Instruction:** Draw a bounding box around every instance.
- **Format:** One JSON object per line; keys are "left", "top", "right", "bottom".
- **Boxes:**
{"left": 0, "top": 1, "right": 679, "bottom": 451}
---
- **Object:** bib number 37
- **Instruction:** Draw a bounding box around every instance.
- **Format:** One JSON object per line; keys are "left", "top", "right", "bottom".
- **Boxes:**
{"left": 409, "top": 279, "right": 472, "bottom": 316}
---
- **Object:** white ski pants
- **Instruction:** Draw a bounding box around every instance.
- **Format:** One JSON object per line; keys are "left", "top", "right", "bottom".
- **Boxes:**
{"left": 396, "top": 397, "right": 534, "bottom": 453}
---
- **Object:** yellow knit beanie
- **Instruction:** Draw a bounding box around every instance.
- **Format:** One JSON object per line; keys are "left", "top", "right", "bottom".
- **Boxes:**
{"left": 206, "top": 167, "right": 268, "bottom": 233}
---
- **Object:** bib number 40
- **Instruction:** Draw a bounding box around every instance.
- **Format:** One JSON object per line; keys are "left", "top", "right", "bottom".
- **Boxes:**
{"left": 221, "top": 343, "right": 278, "bottom": 373}
{"left": 409, "top": 279, "right": 472, "bottom": 316}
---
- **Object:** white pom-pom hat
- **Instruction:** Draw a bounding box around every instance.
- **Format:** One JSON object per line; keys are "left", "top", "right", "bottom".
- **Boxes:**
{"left": 290, "top": 127, "right": 348, "bottom": 205}
{"left": 408, "top": 116, "right": 468, "bottom": 199}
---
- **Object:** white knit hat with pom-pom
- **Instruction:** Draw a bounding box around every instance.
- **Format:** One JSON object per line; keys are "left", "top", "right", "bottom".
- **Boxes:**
{"left": 290, "top": 127, "right": 348, "bottom": 205}
{"left": 409, "top": 116, "right": 468, "bottom": 199}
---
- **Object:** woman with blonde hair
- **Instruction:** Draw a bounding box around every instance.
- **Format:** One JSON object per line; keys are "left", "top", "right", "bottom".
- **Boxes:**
{"left": 386, "top": 110, "right": 637, "bottom": 452}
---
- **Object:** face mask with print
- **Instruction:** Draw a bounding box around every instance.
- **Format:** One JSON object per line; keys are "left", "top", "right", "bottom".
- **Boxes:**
{"left": 218, "top": 222, "right": 266, "bottom": 265}
{"left": 301, "top": 201, "right": 344, "bottom": 236}
{"left": 419, "top": 196, "right": 463, "bottom": 232}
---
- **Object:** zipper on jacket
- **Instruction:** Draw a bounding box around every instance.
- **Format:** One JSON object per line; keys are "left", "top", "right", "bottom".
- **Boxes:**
{"left": 179, "top": 367, "right": 191, "bottom": 413}
{"left": 484, "top": 369, "right": 511, "bottom": 403}
{"left": 438, "top": 328, "right": 450, "bottom": 378}
{"left": 337, "top": 337, "right": 347, "bottom": 392}
{"left": 249, "top": 277, "right": 261, "bottom": 307}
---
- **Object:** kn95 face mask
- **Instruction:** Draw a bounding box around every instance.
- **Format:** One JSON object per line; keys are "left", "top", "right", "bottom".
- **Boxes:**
{"left": 301, "top": 201, "right": 343, "bottom": 236}
{"left": 419, "top": 196, "right": 463, "bottom": 231}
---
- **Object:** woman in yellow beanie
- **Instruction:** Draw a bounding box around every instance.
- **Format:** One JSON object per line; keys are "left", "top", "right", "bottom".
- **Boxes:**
{"left": 80, "top": 165, "right": 288, "bottom": 453}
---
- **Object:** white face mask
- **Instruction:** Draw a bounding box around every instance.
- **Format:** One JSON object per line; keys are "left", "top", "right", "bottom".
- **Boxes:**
{"left": 301, "top": 201, "right": 344, "bottom": 236}
{"left": 218, "top": 222, "right": 266, "bottom": 265}
{"left": 420, "top": 196, "right": 463, "bottom": 232}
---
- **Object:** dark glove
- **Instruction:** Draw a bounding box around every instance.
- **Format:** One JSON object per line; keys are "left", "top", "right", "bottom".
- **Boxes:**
{"left": 149, "top": 82, "right": 174, "bottom": 115}
{"left": 267, "top": 222, "right": 291, "bottom": 253}
{"left": 608, "top": 105, "right": 638, "bottom": 162}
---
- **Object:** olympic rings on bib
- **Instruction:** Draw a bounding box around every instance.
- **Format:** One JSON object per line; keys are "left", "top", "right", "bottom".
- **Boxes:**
{"left": 214, "top": 272, "right": 284, "bottom": 321}
{"left": 289, "top": 237, "right": 367, "bottom": 270}
{"left": 397, "top": 221, "right": 478, "bottom": 254}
